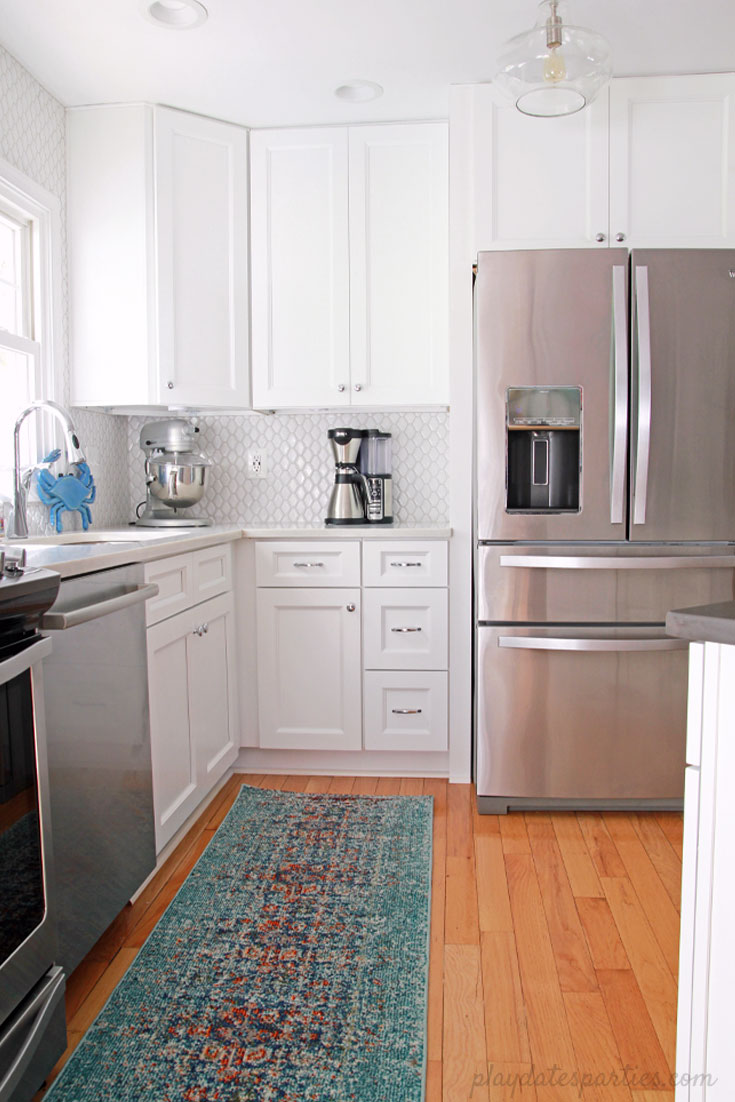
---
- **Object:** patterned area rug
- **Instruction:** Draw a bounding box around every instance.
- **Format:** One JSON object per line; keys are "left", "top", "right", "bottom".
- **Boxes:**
{"left": 47, "top": 784, "right": 433, "bottom": 1102}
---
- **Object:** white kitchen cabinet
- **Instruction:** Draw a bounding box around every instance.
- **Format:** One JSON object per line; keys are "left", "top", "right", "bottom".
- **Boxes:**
{"left": 609, "top": 75, "right": 735, "bottom": 249}
{"left": 471, "top": 83, "right": 609, "bottom": 251}
{"left": 250, "top": 122, "right": 448, "bottom": 409}
{"left": 363, "top": 588, "right": 448, "bottom": 670}
{"left": 68, "top": 104, "right": 250, "bottom": 409}
{"left": 255, "top": 540, "right": 361, "bottom": 588}
{"left": 249, "top": 128, "right": 350, "bottom": 407}
{"left": 675, "top": 639, "right": 735, "bottom": 1099}
{"left": 147, "top": 590, "right": 239, "bottom": 852}
{"left": 470, "top": 74, "right": 735, "bottom": 252}
{"left": 363, "top": 670, "right": 448, "bottom": 752}
{"left": 256, "top": 587, "right": 362, "bottom": 750}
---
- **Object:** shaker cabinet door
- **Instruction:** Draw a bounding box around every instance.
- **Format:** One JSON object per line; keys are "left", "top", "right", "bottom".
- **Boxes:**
{"left": 250, "top": 128, "right": 351, "bottom": 408}
{"left": 348, "top": 123, "right": 449, "bottom": 405}
{"left": 256, "top": 588, "right": 362, "bottom": 750}
{"left": 470, "top": 83, "right": 609, "bottom": 251}
{"left": 610, "top": 75, "right": 735, "bottom": 248}
{"left": 155, "top": 108, "right": 250, "bottom": 407}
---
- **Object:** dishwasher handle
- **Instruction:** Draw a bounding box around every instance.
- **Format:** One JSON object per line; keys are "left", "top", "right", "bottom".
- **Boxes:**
{"left": 40, "top": 582, "right": 159, "bottom": 630}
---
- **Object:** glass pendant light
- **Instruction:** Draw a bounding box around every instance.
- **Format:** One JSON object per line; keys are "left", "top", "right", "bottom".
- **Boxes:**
{"left": 494, "top": 0, "right": 612, "bottom": 117}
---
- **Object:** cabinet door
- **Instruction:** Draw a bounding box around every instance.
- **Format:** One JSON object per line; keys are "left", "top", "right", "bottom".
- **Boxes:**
{"left": 147, "top": 609, "right": 199, "bottom": 852}
{"left": 155, "top": 107, "right": 250, "bottom": 407}
{"left": 250, "top": 128, "right": 350, "bottom": 408}
{"left": 349, "top": 123, "right": 449, "bottom": 405}
{"left": 472, "top": 83, "right": 609, "bottom": 250}
{"left": 256, "top": 588, "right": 361, "bottom": 749}
{"left": 610, "top": 75, "right": 735, "bottom": 248}
{"left": 187, "top": 592, "right": 239, "bottom": 793}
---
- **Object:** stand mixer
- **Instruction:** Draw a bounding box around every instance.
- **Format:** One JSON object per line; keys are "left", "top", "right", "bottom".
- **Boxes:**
{"left": 135, "top": 419, "right": 211, "bottom": 527}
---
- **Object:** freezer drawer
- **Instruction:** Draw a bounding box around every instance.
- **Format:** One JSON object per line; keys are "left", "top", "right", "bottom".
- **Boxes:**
{"left": 477, "top": 544, "right": 735, "bottom": 623}
{"left": 476, "top": 625, "right": 688, "bottom": 804}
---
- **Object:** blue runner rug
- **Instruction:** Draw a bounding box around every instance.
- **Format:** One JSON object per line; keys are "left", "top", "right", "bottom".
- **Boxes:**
{"left": 47, "top": 784, "right": 433, "bottom": 1102}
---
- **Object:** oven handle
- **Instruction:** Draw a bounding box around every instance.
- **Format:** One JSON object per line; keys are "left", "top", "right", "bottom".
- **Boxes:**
{"left": 498, "top": 554, "right": 735, "bottom": 570}
{"left": 0, "top": 966, "right": 65, "bottom": 1100}
{"left": 498, "top": 636, "right": 688, "bottom": 653}
{"left": 0, "top": 635, "right": 52, "bottom": 688}
{"left": 40, "top": 582, "right": 159, "bottom": 630}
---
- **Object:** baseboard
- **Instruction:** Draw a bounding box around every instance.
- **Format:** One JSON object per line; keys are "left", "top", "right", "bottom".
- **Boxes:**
{"left": 235, "top": 747, "right": 450, "bottom": 777}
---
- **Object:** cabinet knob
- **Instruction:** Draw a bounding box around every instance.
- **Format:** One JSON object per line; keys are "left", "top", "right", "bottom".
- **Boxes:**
{"left": 167, "top": 381, "right": 174, "bottom": 390}
{"left": 353, "top": 383, "right": 362, "bottom": 392}
{"left": 595, "top": 233, "right": 606, "bottom": 243}
{"left": 615, "top": 232, "right": 626, "bottom": 242}
{"left": 337, "top": 383, "right": 345, "bottom": 393}
{"left": 346, "top": 604, "right": 356, "bottom": 612}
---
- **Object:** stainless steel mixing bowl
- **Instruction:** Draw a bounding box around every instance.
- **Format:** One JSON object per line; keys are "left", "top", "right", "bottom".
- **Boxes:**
{"left": 145, "top": 452, "right": 209, "bottom": 510}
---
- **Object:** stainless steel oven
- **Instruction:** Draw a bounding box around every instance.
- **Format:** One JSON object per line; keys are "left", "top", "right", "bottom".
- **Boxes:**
{"left": 0, "top": 566, "right": 66, "bottom": 1102}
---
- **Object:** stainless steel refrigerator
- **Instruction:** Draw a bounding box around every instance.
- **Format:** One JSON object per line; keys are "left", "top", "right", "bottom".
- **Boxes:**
{"left": 475, "top": 248, "right": 735, "bottom": 813}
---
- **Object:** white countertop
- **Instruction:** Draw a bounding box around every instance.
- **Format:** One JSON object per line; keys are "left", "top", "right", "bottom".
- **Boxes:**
{"left": 2, "top": 523, "right": 451, "bottom": 579}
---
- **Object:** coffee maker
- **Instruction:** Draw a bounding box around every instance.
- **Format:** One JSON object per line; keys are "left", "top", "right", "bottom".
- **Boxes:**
{"left": 360, "top": 430, "right": 393, "bottom": 524}
{"left": 325, "top": 428, "right": 368, "bottom": 525}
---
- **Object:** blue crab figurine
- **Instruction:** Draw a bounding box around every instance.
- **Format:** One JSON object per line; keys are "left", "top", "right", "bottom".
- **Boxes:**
{"left": 36, "top": 459, "right": 96, "bottom": 532}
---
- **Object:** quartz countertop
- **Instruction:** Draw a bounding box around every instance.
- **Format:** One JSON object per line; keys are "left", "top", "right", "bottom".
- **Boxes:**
{"left": 3, "top": 523, "right": 451, "bottom": 579}
{"left": 666, "top": 601, "right": 735, "bottom": 646}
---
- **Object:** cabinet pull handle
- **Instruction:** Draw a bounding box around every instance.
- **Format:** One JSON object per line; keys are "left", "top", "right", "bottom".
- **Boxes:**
{"left": 391, "top": 627, "right": 422, "bottom": 633}
{"left": 346, "top": 604, "right": 356, "bottom": 612}
{"left": 337, "top": 383, "right": 345, "bottom": 393}
{"left": 292, "top": 561, "right": 325, "bottom": 568}
{"left": 390, "top": 561, "right": 422, "bottom": 567}
{"left": 167, "top": 381, "right": 174, "bottom": 390}
{"left": 595, "top": 232, "right": 606, "bottom": 243}
{"left": 353, "top": 383, "right": 362, "bottom": 392}
{"left": 392, "top": 708, "right": 422, "bottom": 715}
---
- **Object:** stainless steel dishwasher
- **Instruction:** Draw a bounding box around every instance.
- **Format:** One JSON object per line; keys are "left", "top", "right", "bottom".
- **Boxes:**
{"left": 40, "top": 564, "right": 158, "bottom": 975}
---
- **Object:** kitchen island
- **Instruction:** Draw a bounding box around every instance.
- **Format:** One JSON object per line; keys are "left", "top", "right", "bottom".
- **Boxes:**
{"left": 665, "top": 603, "right": 735, "bottom": 1100}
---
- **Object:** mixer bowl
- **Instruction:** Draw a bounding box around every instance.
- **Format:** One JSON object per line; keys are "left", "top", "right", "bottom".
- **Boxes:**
{"left": 145, "top": 455, "right": 208, "bottom": 510}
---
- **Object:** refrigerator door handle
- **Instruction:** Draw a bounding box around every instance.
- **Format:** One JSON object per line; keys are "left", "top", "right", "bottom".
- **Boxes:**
{"left": 498, "top": 554, "right": 735, "bottom": 570}
{"left": 498, "top": 636, "right": 689, "bottom": 653}
{"left": 610, "top": 265, "right": 628, "bottom": 524}
{"left": 633, "top": 265, "right": 652, "bottom": 525}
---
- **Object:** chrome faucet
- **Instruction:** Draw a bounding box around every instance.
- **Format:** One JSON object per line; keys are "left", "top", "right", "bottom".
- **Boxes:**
{"left": 9, "top": 400, "right": 86, "bottom": 539}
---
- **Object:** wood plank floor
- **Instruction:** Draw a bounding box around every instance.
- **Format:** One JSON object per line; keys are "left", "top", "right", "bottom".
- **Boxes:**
{"left": 38, "top": 776, "right": 682, "bottom": 1101}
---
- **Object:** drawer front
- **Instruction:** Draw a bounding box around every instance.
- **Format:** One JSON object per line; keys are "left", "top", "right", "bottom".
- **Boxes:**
{"left": 191, "top": 543, "right": 232, "bottom": 605}
{"left": 255, "top": 541, "right": 361, "bottom": 587}
{"left": 144, "top": 552, "right": 192, "bottom": 625}
{"left": 363, "top": 588, "right": 448, "bottom": 670}
{"left": 363, "top": 541, "right": 448, "bottom": 587}
{"left": 364, "top": 670, "right": 448, "bottom": 752}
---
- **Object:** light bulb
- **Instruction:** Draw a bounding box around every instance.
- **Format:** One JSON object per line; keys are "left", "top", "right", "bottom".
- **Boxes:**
{"left": 543, "top": 46, "right": 567, "bottom": 84}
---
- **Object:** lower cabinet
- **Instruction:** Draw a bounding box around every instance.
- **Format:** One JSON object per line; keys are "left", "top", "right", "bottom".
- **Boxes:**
{"left": 363, "top": 670, "right": 448, "bottom": 751}
{"left": 147, "top": 589, "right": 238, "bottom": 852}
{"left": 256, "top": 587, "right": 362, "bottom": 750}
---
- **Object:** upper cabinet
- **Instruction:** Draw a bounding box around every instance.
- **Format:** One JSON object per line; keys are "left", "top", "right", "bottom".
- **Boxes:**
{"left": 250, "top": 122, "right": 449, "bottom": 409}
{"left": 470, "top": 74, "right": 735, "bottom": 252}
{"left": 68, "top": 105, "right": 250, "bottom": 409}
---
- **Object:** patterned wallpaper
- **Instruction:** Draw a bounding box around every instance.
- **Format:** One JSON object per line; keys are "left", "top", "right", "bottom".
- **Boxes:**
{"left": 0, "top": 44, "right": 128, "bottom": 532}
{"left": 127, "top": 411, "right": 449, "bottom": 528}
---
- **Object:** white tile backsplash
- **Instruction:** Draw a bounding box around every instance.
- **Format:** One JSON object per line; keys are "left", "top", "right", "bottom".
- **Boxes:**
{"left": 127, "top": 411, "right": 449, "bottom": 528}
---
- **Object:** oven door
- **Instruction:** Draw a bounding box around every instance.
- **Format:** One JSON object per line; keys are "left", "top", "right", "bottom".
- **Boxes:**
{"left": 0, "top": 636, "right": 58, "bottom": 1026}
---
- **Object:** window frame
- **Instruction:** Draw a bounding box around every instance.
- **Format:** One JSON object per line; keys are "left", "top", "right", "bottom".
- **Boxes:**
{"left": 0, "top": 155, "right": 63, "bottom": 405}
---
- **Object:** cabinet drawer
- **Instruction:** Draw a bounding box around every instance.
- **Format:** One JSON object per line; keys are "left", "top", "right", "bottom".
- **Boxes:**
{"left": 363, "top": 588, "right": 448, "bottom": 670}
{"left": 144, "top": 552, "right": 193, "bottom": 625}
{"left": 362, "top": 540, "right": 447, "bottom": 587}
{"left": 191, "top": 543, "right": 232, "bottom": 605}
{"left": 364, "top": 670, "right": 448, "bottom": 751}
{"left": 255, "top": 541, "right": 361, "bottom": 587}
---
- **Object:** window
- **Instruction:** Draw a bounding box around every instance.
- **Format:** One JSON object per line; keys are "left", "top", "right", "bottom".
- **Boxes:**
{"left": 0, "top": 160, "right": 61, "bottom": 499}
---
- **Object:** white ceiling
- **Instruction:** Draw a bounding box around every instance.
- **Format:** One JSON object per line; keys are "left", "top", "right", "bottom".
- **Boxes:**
{"left": 0, "top": 0, "right": 732, "bottom": 129}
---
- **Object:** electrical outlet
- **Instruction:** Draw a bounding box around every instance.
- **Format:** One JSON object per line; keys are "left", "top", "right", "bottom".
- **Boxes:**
{"left": 246, "top": 451, "right": 267, "bottom": 478}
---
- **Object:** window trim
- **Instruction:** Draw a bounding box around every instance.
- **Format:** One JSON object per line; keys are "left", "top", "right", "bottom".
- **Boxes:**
{"left": 0, "top": 156, "right": 63, "bottom": 404}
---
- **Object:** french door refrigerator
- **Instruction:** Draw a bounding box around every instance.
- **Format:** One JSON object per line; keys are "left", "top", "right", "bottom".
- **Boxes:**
{"left": 475, "top": 248, "right": 735, "bottom": 813}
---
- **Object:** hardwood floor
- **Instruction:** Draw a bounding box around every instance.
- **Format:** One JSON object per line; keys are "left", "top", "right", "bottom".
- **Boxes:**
{"left": 38, "top": 775, "right": 682, "bottom": 1101}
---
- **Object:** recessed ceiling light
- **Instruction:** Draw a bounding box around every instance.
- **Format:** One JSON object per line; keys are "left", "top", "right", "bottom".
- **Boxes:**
{"left": 142, "top": 0, "right": 208, "bottom": 29}
{"left": 335, "top": 80, "right": 384, "bottom": 103}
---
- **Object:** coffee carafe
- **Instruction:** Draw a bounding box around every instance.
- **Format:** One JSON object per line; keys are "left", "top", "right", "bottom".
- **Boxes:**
{"left": 360, "top": 430, "right": 393, "bottom": 524}
{"left": 325, "top": 428, "right": 368, "bottom": 525}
